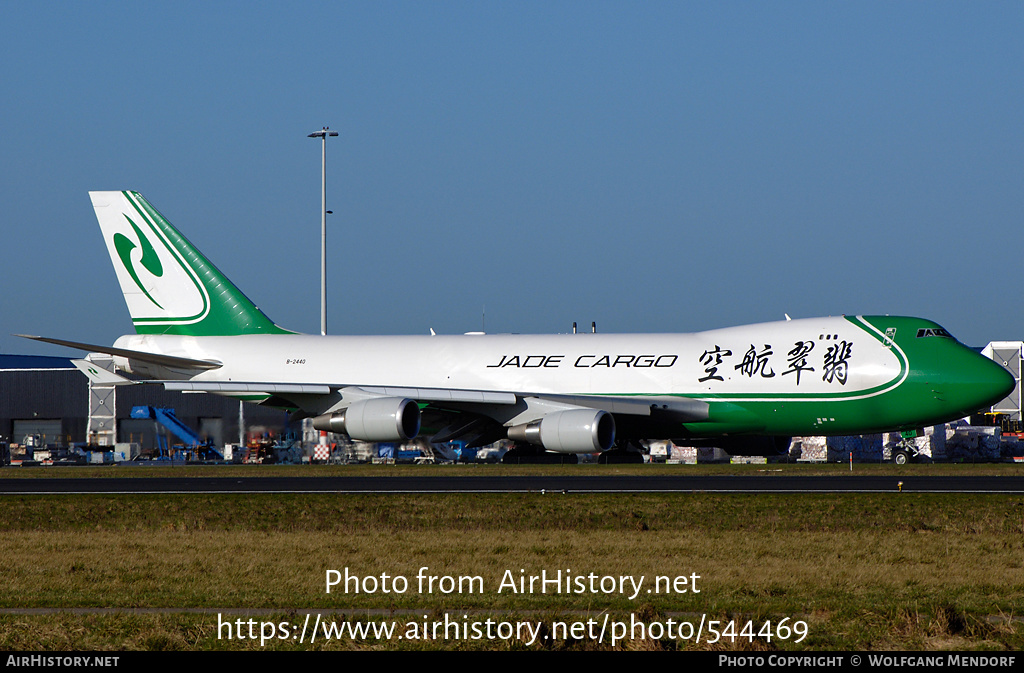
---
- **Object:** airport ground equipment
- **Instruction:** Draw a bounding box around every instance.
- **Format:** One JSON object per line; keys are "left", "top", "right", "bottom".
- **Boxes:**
{"left": 129, "top": 406, "right": 223, "bottom": 459}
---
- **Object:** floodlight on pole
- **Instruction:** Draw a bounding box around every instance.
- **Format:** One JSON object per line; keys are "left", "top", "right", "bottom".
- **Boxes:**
{"left": 308, "top": 126, "right": 338, "bottom": 335}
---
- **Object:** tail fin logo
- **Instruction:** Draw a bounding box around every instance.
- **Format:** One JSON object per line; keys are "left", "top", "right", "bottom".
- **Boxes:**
{"left": 113, "top": 216, "right": 165, "bottom": 309}
{"left": 92, "top": 191, "right": 209, "bottom": 327}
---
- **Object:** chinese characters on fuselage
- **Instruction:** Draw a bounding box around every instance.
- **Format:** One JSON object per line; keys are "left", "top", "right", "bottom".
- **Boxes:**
{"left": 699, "top": 338, "right": 853, "bottom": 386}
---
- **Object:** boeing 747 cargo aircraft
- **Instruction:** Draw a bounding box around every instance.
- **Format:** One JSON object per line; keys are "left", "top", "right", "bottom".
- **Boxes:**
{"left": 20, "top": 191, "right": 1014, "bottom": 459}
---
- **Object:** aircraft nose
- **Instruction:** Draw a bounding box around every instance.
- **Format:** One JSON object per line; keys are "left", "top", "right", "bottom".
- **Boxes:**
{"left": 952, "top": 350, "right": 1016, "bottom": 414}
{"left": 981, "top": 352, "right": 1016, "bottom": 404}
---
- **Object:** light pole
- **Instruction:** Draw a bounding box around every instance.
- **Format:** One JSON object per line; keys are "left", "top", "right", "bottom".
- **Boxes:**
{"left": 308, "top": 126, "right": 338, "bottom": 335}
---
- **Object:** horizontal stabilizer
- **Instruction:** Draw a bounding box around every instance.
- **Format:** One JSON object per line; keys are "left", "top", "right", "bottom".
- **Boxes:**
{"left": 15, "top": 335, "right": 223, "bottom": 371}
{"left": 71, "top": 359, "right": 136, "bottom": 386}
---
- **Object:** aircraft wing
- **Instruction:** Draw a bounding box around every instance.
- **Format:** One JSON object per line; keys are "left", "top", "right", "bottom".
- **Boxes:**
{"left": 157, "top": 380, "right": 709, "bottom": 451}
{"left": 156, "top": 380, "right": 706, "bottom": 420}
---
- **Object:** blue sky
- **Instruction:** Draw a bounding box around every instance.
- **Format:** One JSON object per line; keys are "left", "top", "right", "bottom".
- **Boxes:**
{"left": 2, "top": 1, "right": 1022, "bottom": 354}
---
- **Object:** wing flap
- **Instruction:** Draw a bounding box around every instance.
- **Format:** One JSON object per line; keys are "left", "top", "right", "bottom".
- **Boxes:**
{"left": 163, "top": 381, "right": 331, "bottom": 394}
{"left": 533, "top": 394, "right": 709, "bottom": 421}
{"left": 359, "top": 386, "right": 517, "bottom": 405}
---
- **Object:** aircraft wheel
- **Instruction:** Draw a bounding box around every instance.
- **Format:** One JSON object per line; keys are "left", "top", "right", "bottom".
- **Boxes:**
{"left": 893, "top": 449, "right": 909, "bottom": 465}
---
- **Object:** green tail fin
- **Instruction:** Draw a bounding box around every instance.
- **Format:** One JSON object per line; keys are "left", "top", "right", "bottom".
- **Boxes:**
{"left": 90, "top": 190, "right": 293, "bottom": 336}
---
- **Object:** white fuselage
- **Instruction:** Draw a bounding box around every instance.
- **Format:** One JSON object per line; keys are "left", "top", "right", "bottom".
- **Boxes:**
{"left": 112, "top": 315, "right": 900, "bottom": 401}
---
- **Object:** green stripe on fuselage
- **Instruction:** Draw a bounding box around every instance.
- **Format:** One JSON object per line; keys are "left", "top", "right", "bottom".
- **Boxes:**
{"left": 680, "top": 316, "right": 1010, "bottom": 436}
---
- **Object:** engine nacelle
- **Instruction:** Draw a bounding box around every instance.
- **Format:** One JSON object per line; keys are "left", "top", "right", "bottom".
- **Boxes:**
{"left": 507, "top": 409, "right": 615, "bottom": 453}
{"left": 312, "top": 397, "right": 421, "bottom": 442}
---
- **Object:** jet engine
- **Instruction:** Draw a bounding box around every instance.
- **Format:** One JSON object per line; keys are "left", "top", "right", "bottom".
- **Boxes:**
{"left": 312, "top": 397, "right": 421, "bottom": 442}
{"left": 507, "top": 409, "right": 615, "bottom": 453}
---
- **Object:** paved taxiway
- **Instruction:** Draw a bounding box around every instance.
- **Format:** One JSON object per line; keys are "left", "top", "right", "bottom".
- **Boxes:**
{"left": 1, "top": 475, "right": 1022, "bottom": 494}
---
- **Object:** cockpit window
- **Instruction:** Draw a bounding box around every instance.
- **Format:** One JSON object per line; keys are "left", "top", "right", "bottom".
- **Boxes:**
{"left": 916, "top": 328, "right": 953, "bottom": 338}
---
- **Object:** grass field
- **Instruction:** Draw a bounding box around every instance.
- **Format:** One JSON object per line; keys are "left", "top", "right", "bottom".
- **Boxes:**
{"left": 0, "top": 463, "right": 1022, "bottom": 650}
